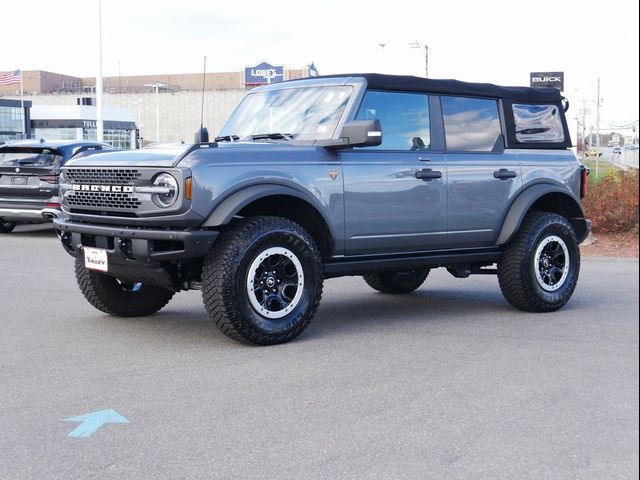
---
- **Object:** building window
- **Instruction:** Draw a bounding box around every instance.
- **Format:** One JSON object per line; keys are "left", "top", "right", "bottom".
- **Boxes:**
{"left": 84, "top": 128, "right": 132, "bottom": 149}
{"left": 0, "top": 106, "right": 23, "bottom": 133}
{"left": 33, "top": 128, "right": 77, "bottom": 141}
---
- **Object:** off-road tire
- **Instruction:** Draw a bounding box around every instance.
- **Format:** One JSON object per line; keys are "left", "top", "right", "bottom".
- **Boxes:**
{"left": 75, "top": 260, "right": 175, "bottom": 317}
{"left": 498, "top": 212, "right": 580, "bottom": 312}
{"left": 0, "top": 220, "right": 16, "bottom": 233}
{"left": 201, "top": 216, "right": 323, "bottom": 345}
{"left": 363, "top": 268, "right": 430, "bottom": 294}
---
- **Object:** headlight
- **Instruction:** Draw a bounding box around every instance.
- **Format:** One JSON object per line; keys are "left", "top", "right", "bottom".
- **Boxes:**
{"left": 151, "top": 173, "right": 179, "bottom": 208}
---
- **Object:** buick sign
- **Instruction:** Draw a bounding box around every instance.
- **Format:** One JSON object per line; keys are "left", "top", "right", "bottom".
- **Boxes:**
{"left": 245, "top": 61, "right": 284, "bottom": 85}
{"left": 530, "top": 72, "right": 564, "bottom": 91}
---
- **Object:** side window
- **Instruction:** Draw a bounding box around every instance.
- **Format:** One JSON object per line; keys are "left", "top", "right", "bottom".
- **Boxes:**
{"left": 356, "top": 91, "right": 430, "bottom": 150}
{"left": 442, "top": 96, "right": 502, "bottom": 152}
{"left": 513, "top": 104, "right": 565, "bottom": 143}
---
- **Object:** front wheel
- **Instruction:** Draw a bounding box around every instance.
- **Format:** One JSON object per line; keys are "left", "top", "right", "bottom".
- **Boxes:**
{"left": 75, "top": 261, "right": 175, "bottom": 317}
{"left": 201, "top": 216, "right": 323, "bottom": 345}
{"left": 498, "top": 212, "right": 580, "bottom": 312}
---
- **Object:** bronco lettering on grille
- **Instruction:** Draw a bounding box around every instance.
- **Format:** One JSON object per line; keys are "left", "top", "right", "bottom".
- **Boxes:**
{"left": 72, "top": 185, "right": 134, "bottom": 193}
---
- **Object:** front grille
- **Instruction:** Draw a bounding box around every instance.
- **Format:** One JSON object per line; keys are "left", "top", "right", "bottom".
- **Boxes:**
{"left": 66, "top": 168, "right": 141, "bottom": 185}
{"left": 67, "top": 190, "right": 142, "bottom": 210}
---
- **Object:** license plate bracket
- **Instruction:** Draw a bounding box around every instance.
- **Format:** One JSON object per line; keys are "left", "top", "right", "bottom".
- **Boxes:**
{"left": 10, "top": 176, "right": 27, "bottom": 185}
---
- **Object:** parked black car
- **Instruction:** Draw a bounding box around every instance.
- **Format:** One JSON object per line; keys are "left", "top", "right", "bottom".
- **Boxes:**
{"left": 0, "top": 140, "right": 113, "bottom": 233}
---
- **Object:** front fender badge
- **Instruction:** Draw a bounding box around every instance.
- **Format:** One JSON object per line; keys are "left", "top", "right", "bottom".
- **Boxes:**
{"left": 328, "top": 170, "right": 339, "bottom": 181}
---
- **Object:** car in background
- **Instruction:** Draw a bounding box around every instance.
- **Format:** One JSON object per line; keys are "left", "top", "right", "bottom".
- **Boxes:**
{"left": 613, "top": 146, "right": 622, "bottom": 154}
{"left": 585, "top": 147, "right": 602, "bottom": 157}
{"left": 0, "top": 140, "right": 114, "bottom": 233}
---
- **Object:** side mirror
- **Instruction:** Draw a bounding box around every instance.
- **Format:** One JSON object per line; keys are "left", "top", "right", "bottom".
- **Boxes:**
{"left": 320, "top": 119, "right": 382, "bottom": 148}
{"left": 340, "top": 119, "right": 382, "bottom": 147}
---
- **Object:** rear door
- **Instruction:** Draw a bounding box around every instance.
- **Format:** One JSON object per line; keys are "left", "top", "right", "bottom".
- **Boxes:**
{"left": 0, "top": 147, "right": 63, "bottom": 210}
{"left": 441, "top": 96, "right": 522, "bottom": 248}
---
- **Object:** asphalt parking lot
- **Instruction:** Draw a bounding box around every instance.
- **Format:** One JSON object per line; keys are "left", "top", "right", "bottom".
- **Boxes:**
{"left": 1, "top": 225, "right": 638, "bottom": 480}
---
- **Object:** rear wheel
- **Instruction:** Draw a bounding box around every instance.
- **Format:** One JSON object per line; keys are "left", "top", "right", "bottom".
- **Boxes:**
{"left": 75, "top": 260, "right": 175, "bottom": 317}
{"left": 201, "top": 216, "right": 323, "bottom": 345}
{"left": 498, "top": 212, "right": 580, "bottom": 312}
{"left": 363, "top": 268, "right": 430, "bottom": 294}
{"left": 0, "top": 219, "right": 16, "bottom": 233}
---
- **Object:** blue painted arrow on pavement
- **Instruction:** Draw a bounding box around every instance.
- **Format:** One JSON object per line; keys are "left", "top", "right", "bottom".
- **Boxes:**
{"left": 64, "top": 409, "right": 129, "bottom": 438}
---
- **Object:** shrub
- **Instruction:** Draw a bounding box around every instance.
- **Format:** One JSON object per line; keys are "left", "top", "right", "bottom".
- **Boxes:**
{"left": 583, "top": 169, "right": 639, "bottom": 234}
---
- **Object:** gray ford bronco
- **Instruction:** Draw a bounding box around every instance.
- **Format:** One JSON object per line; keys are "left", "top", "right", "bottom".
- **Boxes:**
{"left": 54, "top": 73, "right": 591, "bottom": 345}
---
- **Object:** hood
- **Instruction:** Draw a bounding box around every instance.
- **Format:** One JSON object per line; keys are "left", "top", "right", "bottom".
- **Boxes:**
{"left": 64, "top": 146, "right": 190, "bottom": 168}
{"left": 63, "top": 141, "right": 306, "bottom": 169}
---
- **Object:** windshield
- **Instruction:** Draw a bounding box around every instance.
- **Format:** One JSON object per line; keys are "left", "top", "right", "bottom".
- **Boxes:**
{"left": 219, "top": 85, "right": 353, "bottom": 141}
{"left": 0, "top": 149, "right": 63, "bottom": 167}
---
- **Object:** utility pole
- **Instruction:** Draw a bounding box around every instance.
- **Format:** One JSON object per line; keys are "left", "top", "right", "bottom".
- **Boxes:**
{"left": 595, "top": 78, "right": 601, "bottom": 179}
{"left": 581, "top": 99, "right": 588, "bottom": 153}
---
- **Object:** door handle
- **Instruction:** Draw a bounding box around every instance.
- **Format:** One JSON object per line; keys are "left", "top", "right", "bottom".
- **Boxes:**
{"left": 415, "top": 168, "right": 442, "bottom": 180}
{"left": 493, "top": 168, "right": 517, "bottom": 180}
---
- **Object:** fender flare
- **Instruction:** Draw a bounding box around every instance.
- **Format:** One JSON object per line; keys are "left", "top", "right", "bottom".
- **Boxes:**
{"left": 201, "top": 183, "right": 333, "bottom": 231}
{"left": 496, "top": 184, "right": 587, "bottom": 245}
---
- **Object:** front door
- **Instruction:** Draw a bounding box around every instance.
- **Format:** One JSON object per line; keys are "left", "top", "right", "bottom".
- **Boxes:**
{"left": 341, "top": 90, "right": 447, "bottom": 255}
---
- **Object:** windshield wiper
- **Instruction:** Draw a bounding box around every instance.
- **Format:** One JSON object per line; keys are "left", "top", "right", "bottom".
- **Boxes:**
{"left": 214, "top": 135, "right": 239, "bottom": 142}
{"left": 249, "top": 133, "right": 293, "bottom": 141}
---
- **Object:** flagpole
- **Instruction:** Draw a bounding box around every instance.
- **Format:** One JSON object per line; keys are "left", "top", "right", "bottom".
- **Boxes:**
{"left": 19, "top": 66, "right": 25, "bottom": 136}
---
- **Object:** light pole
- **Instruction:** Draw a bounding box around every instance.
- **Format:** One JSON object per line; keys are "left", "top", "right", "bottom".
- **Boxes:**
{"left": 136, "top": 98, "right": 143, "bottom": 148}
{"left": 144, "top": 83, "right": 166, "bottom": 142}
{"left": 96, "top": 0, "right": 104, "bottom": 142}
{"left": 409, "top": 41, "right": 429, "bottom": 78}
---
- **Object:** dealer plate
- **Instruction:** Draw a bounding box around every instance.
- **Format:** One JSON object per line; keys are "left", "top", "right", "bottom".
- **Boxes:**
{"left": 84, "top": 247, "right": 108, "bottom": 272}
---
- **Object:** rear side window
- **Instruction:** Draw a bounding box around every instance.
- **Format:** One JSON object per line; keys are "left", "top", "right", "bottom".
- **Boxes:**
{"left": 513, "top": 104, "right": 565, "bottom": 143}
{"left": 356, "top": 91, "right": 430, "bottom": 150}
{"left": 442, "top": 96, "right": 502, "bottom": 152}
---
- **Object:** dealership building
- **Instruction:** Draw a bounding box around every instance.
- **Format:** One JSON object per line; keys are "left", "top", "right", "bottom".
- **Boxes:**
{"left": 0, "top": 62, "right": 315, "bottom": 145}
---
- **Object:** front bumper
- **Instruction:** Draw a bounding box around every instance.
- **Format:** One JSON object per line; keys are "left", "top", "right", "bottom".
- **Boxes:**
{"left": 54, "top": 218, "right": 219, "bottom": 290}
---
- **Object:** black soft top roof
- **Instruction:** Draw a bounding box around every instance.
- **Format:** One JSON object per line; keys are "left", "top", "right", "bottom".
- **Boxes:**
{"left": 314, "top": 73, "right": 562, "bottom": 103}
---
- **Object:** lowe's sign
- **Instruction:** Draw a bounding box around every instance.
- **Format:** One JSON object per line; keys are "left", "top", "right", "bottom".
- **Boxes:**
{"left": 245, "top": 62, "right": 284, "bottom": 85}
{"left": 530, "top": 71, "right": 564, "bottom": 91}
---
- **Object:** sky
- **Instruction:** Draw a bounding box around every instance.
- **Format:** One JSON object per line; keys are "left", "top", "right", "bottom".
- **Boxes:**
{"left": 2, "top": 0, "right": 639, "bottom": 133}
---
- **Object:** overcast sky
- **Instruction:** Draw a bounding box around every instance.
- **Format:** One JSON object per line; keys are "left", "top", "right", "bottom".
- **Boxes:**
{"left": 3, "top": 0, "right": 639, "bottom": 132}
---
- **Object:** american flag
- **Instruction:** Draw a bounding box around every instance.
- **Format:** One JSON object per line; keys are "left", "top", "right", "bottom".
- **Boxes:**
{"left": 0, "top": 69, "right": 21, "bottom": 86}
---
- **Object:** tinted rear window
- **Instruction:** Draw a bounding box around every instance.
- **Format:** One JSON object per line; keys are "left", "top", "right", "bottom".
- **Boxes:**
{"left": 513, "top": 104, "right": 565, "bottom": 143}
{"left": 0, "top": 149, "right": 63, "bottom": 167}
